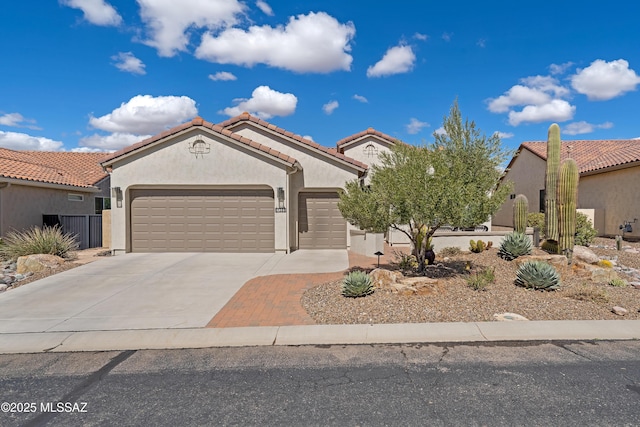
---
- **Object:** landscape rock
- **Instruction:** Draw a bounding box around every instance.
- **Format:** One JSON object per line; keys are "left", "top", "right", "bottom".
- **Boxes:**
{"left": 0, "top": 284, "right": 7, "bottom": 292}
{"left": 493, "top": 313, "right": 529, "bottom": 321}
{"left": 612, "top": 306, "right": 628, "bottom": 316}
{"left": 369, "top": 268, "right": 404, "bottom": 289}
{"left": 16, "top": 254, "right": 65, "bottom": 275}
{"left": 630, "top": 282, "right": 640, "bottom": 290}
{"left": 588, "top": 266, "right": 619, "bottom": 284}
{"left": 515, "top": 254, "right": 568, "bottom": 269}
{"left": 573, "top": 246, "right": 600, "bottom": 264}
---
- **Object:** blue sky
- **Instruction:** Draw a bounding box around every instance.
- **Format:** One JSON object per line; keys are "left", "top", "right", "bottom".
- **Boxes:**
{"left": 1, "top": 1, "right": 640, "bottom": 153}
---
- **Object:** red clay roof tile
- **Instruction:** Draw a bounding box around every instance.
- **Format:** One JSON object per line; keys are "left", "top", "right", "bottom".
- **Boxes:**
{"left": 336, "top": 128, "right": 401, "bottom": 148}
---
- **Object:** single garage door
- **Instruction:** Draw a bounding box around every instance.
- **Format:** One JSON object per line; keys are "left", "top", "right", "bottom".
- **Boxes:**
{"left": 130, "top": 188, "right": 274, "bottom": 252}
{"left": 298, "top": 192, "right": 347, "bottom": 249}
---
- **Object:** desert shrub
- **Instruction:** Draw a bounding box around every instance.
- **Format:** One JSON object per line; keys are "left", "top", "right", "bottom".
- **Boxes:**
{"left": 0, "top": 225, "right": 78, "bottom": 261}
{"left": 341, "top": 271, "right": 374, "bottom": 298}
{"left": 392, "top": 251, "right": 418, "bottom": 271}
{"left": 514, "top": 261, "right": 560, "bottom": 290}
{"left": 527, "top": 212, "right": 545, "bottom": 234}
{"left": 498, "top": 232, "right": 532, "bottom": 261}
{"left": 564, "top": 284, "right": 609, "bottom": 304}
{"left": 597, "top": 259, "right": 613, "bottom": 269}
{"left": 439, "top": 246, "right": 462, "bottom": 257}
{"left": 609, "top": 278, "right": 628, "bottom": 287}
{"left": 575, "top": 213, "right": 597, "bottom": 246}
{"left": 466, "top": 267, "right": 495, "bottom": 291}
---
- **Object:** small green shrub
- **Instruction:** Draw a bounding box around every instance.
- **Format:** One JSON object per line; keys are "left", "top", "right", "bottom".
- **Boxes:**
{"left": 609, "top": 278, "right": 628, "bottom": 287}
{"left": 341, "top": 271, "right": 374, "bottom": 298}
{"left": 0, "top": 225, "right": 79, "bottom": 261}
{"left": 515, "top": 261, "right": 561, "bottom": 290}
{"left": 439, "top": 246, "right": 462, "bottom": 257}
{"left": 527, "top": 212, "right": 545, "bottom": 235}
{"left": 392, "top": 251, "right": 418, "bottom": 271}
{"left": 466, "top": 267, "right": 496, "bottom": 291}
{"left": 575, "top": 213, "right": 597, "bottom": 246}
{"left": 498, "top": 232, "right": 532, "bottom": 261}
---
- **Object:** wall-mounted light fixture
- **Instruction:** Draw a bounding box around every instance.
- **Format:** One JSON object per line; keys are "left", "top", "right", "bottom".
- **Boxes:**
{"left": 111, "top": 187, "right": 123, "bottom": 208}
{"left": 276, "top": 187, "right": 286, "bottom": 213}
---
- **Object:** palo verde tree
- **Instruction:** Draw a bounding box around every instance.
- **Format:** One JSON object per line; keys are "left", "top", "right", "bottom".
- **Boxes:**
{"left": 338, "top": 100, "right": 513, "bottom": 272}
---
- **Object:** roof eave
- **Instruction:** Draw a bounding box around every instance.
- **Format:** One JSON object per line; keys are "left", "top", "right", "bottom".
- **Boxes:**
{"left": 0, "top": 177, "right": 100, "bottom": 192}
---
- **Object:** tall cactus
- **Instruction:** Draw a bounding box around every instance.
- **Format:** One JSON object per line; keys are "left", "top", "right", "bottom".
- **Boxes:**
{"left": 513, "top": 194, "right": 528, "bottom": 234}
{"left": 545, "top": 123, "right": 561, "bottom": 243}
{"left": 557, "top": 158, "right": 579, "bottom": 263}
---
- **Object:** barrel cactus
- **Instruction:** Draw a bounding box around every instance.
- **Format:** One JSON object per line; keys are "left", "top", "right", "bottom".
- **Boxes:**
{"left": 341, "top": 271, "right": 374, "bottom": 298}
{"left": 515, "top": 260, "right": 561, "bottom": 290}
{"left": 513, "top": 194, "right": 528, "bottom": 234}
{"left": 498, "top": 232, "right": 532, "bottom": 261}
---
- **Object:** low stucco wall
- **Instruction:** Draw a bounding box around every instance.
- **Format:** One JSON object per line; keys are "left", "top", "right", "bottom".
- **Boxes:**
{"left": 388, "top": 228, "right": 536, "bottom": 252}
{"left": 349, "top": 230, "right": 384, "bottom": 256}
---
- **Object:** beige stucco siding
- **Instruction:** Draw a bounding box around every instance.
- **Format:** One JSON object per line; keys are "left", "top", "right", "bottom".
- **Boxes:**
{"left": 341, "top": 136, "right": 393, "bottom": 169}
{"left": 0, "top": 184, "right": 96, "bottom": 236}
{"left": 579, "top": 165, "right": 640, "bottom": 238}
{"left": 108, "top": 130, "right": 292, "bottom": 253}
{"left": 493, "top": 149, "right": 546, "bottom": 227}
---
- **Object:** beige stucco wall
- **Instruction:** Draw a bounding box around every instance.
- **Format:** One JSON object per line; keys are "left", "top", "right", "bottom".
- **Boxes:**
{"left": 493, "top": 149, "right": 547, "bottom": 227}
{"left": 0, "top": 183, "right": 97, "bottom": 236}
{"left": 579, "top": 165, "right": 640, "bottom": 238}
{"left": 108, "top": 129, "right": 294, "bottom": 253}
{"left": 341, "top": 136, "right": 393, "bottom": 169}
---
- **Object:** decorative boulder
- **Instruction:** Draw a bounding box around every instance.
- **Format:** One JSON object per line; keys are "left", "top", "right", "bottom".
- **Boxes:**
{"left": 494, "top": 313, "right": 529, "bottom": 321}
{"left": 573, "top": 246, "right": 600, "bottom": 265}
{"left": 369, "top": 268, "right": 404, "bottom": 289}
{"left": 16, "top": 254, "right": 65, "bottom": 275}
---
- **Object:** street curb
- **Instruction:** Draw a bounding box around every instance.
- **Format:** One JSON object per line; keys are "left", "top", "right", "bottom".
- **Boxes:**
{"left": 1, "top": 320, "right": 639, "bottom": 354}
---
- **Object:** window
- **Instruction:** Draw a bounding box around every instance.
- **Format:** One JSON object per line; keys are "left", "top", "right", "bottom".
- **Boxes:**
{"left": 539, "top": 189, "right": 545, "bottom": 213}
{"left": 363, "top": 143, "right": 378, "bottom": 158}
{"left": 95, "top": 197, "right": 111, "bottom": 214}
{"left": 68, "top": 193, "right": 84, "bottom": 202}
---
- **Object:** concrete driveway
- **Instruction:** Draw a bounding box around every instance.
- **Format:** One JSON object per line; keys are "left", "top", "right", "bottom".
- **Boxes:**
{"left": 0, "top": 251, "right": 348, "bottom": 333}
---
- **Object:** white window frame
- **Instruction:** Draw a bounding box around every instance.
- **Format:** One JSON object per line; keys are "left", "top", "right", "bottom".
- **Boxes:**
{"left": 68, "top": 193, "right": 84, "bottom": 202}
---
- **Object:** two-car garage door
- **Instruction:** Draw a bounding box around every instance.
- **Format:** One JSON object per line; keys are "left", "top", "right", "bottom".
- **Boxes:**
{"left": 130, "top": 189, "right": 274, "bottom": 252}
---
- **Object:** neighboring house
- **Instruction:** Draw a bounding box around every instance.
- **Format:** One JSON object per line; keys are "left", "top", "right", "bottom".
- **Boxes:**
{"left": 101, "top": 113, "right": 370, "bottom": 254}
{"left": 0, "top": 148, "right": 111, "bottom": 237}
{"left": 493, "top": 139, "right": 640, "bottom": 239}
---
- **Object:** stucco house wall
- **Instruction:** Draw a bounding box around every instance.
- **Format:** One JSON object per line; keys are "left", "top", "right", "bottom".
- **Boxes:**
{"left": 340, "top": 135, "right": 393, "bottom": 171}
{"left": 108, "top": 128, "right": 293, "bottom": 253}
{"left": 493, "top": 149, "right": 547, "bottom": 227}
{"left": 579, "top": 165, "right": 640, "bottom": 239}
{"left": 0, "top": 183, "right": 98, "bottom": 235}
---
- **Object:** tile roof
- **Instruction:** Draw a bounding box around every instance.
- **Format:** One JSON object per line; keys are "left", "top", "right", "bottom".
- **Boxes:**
{"left": 0, "top": 148, "right": 109, "bottom": 188}
{"left": 521, "top": 139, "right": 640, "bottom": 174}
{"left": 336, "top": 127, "right": 401, "bottom": 148}
{"left": 101, "top": 117, "right": 300, "bottom": 168}
{"left": 219, "top": 112, "right": 368, "bottom": 171}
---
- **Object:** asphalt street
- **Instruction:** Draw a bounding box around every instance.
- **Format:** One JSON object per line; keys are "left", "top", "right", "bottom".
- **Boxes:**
{"left": 2, "top": 340, "right": 640, "bottom": 426}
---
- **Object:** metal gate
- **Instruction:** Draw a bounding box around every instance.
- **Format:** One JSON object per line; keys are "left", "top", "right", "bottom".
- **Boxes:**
{"left": 43, "top": 214, "right": 103, "bottom": 249}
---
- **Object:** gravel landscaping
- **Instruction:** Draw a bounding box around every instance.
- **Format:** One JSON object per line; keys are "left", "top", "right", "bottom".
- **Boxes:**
{"left": 302, "top": 237, "right": 640, "bottom": 324}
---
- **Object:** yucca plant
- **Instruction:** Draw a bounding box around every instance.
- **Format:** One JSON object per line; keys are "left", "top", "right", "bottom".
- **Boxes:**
{"left": 515, "top": 261, "right": 561, "bottom": 290}
{"left": 0, "top": 225, "right": 79, "bottom": 261}
{"left": 498, "top": 232, "right": 532, "bottom": 261}
{"left": 341, "top": 271, "right": 374, "bottom": 298}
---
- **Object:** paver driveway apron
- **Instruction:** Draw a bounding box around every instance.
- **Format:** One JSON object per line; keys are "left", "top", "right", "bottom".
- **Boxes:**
{"left": 0, "top": 251, "right": 347, "bottom": 334}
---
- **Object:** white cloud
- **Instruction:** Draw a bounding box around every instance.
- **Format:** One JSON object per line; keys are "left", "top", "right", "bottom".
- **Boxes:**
{"left": 493, "top": 131, "right": 514, "bottom": 139}
{"left": 303, "top": 135, "right": 314, "bottom": 141}
{"left": 549, "top": 62, "right": 573, "bottom": 75}
{"left": 571, "top": 59, "right": 640, "bottom": 100}
{"left": 477, "top": 39, "right": 486, "bottom": 48}
{"left": 255, "top": 0, "right": 273, "bottom": 16}
{"left": 111, "top": 52, "right": 146, "bottom": 75}
{"left": 220, "top": 85, "right": 297, "bottom": 119}
{"left": 78, "top": 132, "right": 151, "bottom": 151}
{"left": 406, "top": 118, "right": 429, "bottom": 134}
{"left": 367, "top": 45, "right": 415, "bottom": 78}
{"left": 138, "top": 0, "right": 245, "bottom": 57}
{"left": 208, "top": 71, "right": 237, "bottom": 81}
{"left": 508, "top": 99, "right": 575, "bottom": 126}
{"left": 442, "top": 32, "right": 452, "bottom": 42}
{"left": 0, "top": 131, "right": 64, "bottom": 151}
{"left": 61, "top": 0, "right": 122, "bottom": 26}
{"left": 196, "top": 12, "right": 355, "bottom": 73}
{"left": 89, "top": 94, "right": 197, "bottom": 134}
{"left": 413, "top": 32, "right": 428, "bottom": 41}
{"left": 434, "top": 127, "right": 447, "bottom": 136}
{"left": 322, "top": 100, "right": 339, "bottom": 115}
{"left": 487, "top": 85, "right": 551, "bottom": 113}
{"left": 353, "top": 94, "right": 368, "bottom": 103}
{"left": 563, "top": 121, "right": 614, "bottom": 135}
{"left": 0, "top": 112, "right": 40, "bottom": 129}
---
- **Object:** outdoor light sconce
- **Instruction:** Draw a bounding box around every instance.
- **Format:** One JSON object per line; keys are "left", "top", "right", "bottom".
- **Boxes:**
{"left": 620, "top": 219, "right": 637, "bottom": 234}
{"left": 276, "top": 187, "right": 286, "bottom": 213}
{"left": 111, "top": 186, "right": 123, "bottom": 208}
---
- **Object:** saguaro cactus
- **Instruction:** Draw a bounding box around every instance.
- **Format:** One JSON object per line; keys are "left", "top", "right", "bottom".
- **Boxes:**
{"left": 557, "top": 158, "right": 579, "bottom": 263}
{"left": 545, "top": 123, "right": 561, "bottom": 243}
{"left": 513, "top": 194, "right": 528, "bottom": 234}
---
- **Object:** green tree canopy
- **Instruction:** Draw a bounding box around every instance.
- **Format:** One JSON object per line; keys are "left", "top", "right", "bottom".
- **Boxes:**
{"left": 338, "top": 100, "right": 513, "bottom": 271}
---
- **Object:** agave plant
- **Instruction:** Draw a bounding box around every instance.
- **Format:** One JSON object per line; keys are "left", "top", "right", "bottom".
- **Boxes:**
{"left": 515, "top": 261, "right": 561, "bottom": 290}
{"left": 498, "top": 232, "right": 532, "bottom": 261}
{"left": 341, "top": 271, "right": 374, "bottom": 298}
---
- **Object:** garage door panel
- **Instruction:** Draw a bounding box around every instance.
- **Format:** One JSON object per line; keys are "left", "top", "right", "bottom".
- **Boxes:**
{"left": 298, "top": 192, "right": 346, "bottom": 249}
{"left": 131, "top": 189, "right": 274, "bottom": 253}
